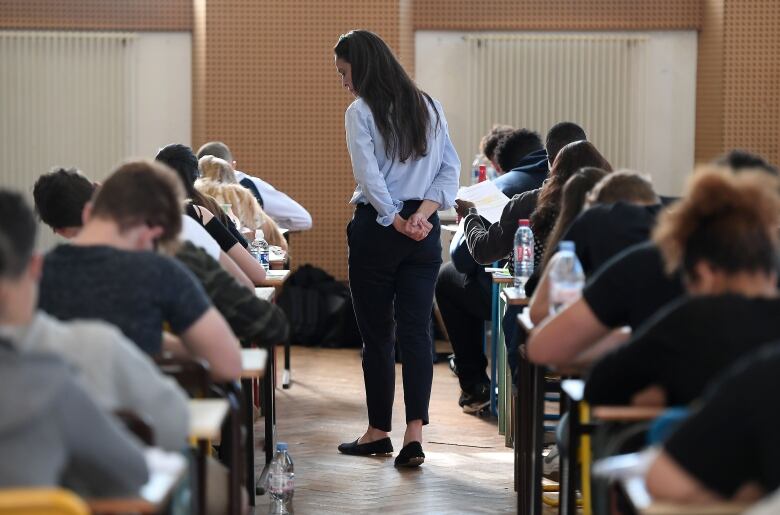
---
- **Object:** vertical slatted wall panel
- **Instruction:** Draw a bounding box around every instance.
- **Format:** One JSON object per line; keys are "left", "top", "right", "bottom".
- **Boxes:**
{"left": 0, "top": 31, "right": 135, "bottom": 249}
{"left": 466, "top": 34, "right": 647, "bottom": 171}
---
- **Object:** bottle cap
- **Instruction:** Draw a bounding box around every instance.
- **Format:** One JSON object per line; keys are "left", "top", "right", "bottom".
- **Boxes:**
{"left": 559, "top": 240, "right": 575, "bottom": 252}
{"left": 276, "top": 442, "right": 288, "bottom": 451}
{"left": 256, "top": 230, "right": 265, "bottom": 240}
{"left": 518, "top": 219, "right": 530, "bottom": 226}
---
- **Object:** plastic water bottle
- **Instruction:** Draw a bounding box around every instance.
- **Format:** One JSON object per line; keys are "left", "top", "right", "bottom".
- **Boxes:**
{"left": 253, "top": 230, "right": 270, "bottom": 271}
{"left": 268, "top": 442, "right": 294, "bottom": 514}
{"left": 470, "top": 154, "right": 482, "bottom": 184}
{"left": 513, "top": 219, "right": 534, "bottom": 294}
{"left": 548, "top": 241, "right": 585, "bottom": 315}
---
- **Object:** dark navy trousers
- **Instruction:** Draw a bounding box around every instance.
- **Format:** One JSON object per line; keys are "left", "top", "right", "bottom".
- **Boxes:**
{"left": 348, "top": 201, "right": 441, "bottom": 432}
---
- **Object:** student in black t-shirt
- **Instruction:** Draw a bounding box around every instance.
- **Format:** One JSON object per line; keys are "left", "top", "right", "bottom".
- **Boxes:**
{"left": 527, "top": 151, "right": 780, "bottom": 369}
{"left": 38, "top": 161, "right": 242, "bottom": 381}
{"left": 646, "top": 343, "right": 780, "bottom": 504}
{"left": 529, "top": 170, "right": 662, "bottom": 323}
{"left": 155, "top": 143, "right": 269, "bottom": 286}
{"left": 584, "top": 169, "right": 780, "bottom": 406}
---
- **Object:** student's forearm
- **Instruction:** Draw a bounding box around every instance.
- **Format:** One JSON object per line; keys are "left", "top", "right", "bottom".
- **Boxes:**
{"left": 529, "top": 265, "right": 552, "bottom": 324}
{"left": 227, "top": 243, "right": 267, "bottom": 285}
{"left": 570, "top": 327, "right": 631, "bottom": 367}
{"left": 219, "top": 250, "right": 254, "bottom": 290}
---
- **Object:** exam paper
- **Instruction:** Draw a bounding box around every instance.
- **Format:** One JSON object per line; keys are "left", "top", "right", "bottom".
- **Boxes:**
{"left": 456, "top": 181, "right": 511, "bottom": 224}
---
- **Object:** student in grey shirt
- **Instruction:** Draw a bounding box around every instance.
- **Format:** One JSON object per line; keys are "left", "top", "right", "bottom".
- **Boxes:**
{"left": 0, "top": 341, "right": 149, "bottom": 496}
{"left": 0, "top": 189, "right": 189, "bottom": 451}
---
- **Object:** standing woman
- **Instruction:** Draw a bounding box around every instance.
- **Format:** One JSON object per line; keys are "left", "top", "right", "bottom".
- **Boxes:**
{"left": 334, "top": 30, "right": 460, "bottom": 468}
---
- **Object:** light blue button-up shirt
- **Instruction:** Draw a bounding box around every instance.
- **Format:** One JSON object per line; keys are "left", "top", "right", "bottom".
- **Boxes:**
{"left": 345, "top": 97, "right": 460, "bottom": 226}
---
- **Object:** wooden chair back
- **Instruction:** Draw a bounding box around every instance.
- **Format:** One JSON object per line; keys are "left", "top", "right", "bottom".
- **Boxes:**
{"left": 0, "top": 489, "right": 88, "bottom": 515}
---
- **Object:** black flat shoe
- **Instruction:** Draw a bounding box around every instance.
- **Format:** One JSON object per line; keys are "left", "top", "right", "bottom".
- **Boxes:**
{"left": 338, "top": 437, "right": 393, "bottom": 456}
{"left": 394, "top": 441, "right": 425, "bottom": 468}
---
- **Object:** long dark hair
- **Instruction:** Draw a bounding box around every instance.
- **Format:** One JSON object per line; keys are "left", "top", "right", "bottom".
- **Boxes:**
{"left": 334, "top": 30, "right": 439, "bottom": 162}
{"left": 155, "top": 143, "right": 232, "bottom": 227}
{"left": 654, "top": 167, "right": 780, "bottom": 278}
{"left": 541, "top": 167, "right": 608, "bottom": 270}
{"left": 530, "top": 140, "right": 612, "bottom": 245}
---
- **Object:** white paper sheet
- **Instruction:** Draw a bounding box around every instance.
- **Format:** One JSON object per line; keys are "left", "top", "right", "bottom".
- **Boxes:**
{"left": 456, "top": 181, "right": 511, "bottom": 224}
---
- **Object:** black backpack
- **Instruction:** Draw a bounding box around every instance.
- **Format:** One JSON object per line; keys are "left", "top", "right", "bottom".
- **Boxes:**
{"left": 277, "top": 265, "right": 362, "bottom": 347}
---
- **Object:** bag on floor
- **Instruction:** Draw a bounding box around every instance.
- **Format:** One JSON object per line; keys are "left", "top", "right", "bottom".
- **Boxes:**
{"left": 277, "top": 265, "right": 361, "bottom": 347}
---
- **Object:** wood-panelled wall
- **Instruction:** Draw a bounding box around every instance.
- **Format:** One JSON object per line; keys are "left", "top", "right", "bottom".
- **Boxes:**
{"left": 2, "top": 0, "right": 192, "bottom": 31}
{"left": 2, "top": 1, "right": 779, "bottom": 278}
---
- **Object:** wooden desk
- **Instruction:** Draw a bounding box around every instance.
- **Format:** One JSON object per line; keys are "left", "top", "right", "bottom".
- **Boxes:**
{"left": 258, "top": 269, "right": 289, "bottom": 287}
{"left": 239, "top": 348, "right": 268, "bottom": 505}
{"left": 593, "top": 405, "right": 664, "bottom": 422}
{"left": 491, "top": 271, "right": 515, "bottom": 436}
{"left": 255, "top": 287, "right": 275, "bottom": 302}
{"left": 501, "top": 286, "right": 530, "bottom": 306}
{"left": 492, "top": 271, "right": 514, "bottom": 284}
{"left": 188, "top": 399, "right": 228, "bottom": 441}
{"left": 241, "top": 348, "right": 268, "bottom": 379}
{"left": 88, "top": 449, "right": 187, "bottom": 514}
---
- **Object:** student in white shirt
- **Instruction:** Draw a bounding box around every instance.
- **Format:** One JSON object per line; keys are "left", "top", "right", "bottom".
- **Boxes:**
{"left": 197, "top": 141, "right": 313, "bottom": 231}
{"left": 333, "top": 30, "right": 460, "bottom": 468}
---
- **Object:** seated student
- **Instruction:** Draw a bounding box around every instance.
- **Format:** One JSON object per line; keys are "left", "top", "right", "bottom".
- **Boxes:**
{"left": 585, "top": 170, "right": 780, "bottom": 406}
{"left": 197, "top": 155, "right": 288, "bottom": 251}
{"left": 529, "top": 170, "right": 662, "bottom": 323}
{"left": 196, "top": 141, "right": 312, "bottom": 231}
{"left": 646, "top": 343, "right": 780, "bottom": 504}
{"left": 33, "top": 168, "right": 289, "bottom": 349}
{"left": 527, "top": 151, "right": 778, "bottom": 368}
{"left": 0, "top": 190, "right": 189, "bottom": 451}
{"left": 0, "top": 339, "right": 148, "bottom": 496}
{"left": 479, "top": 124, "right": 514, "bottom": 173}
{"left": 435, "top": 223, "right": 493, "bottom": 413}
{"left": 465, "top": 140, "right": 610, "bottom": 281}
{"left": 156, "top": 143, "right": 268, "bottom": 286}
{"left": 434, "top": 124, "right": 530, "bottom": 412}
{"left": 32, "top": 167, "right": 96, "bottom": 239}
{"left": 33, "top": 166, "right": 253, "bottom": 289}
{"left": 456, "top": 140, "right": 611, "bottom": 287}
{"left": 37, "top": 160, "right": 242, "bottom": 381}
{"left": 491, "top": 128, "right": 548, "bottom": 197}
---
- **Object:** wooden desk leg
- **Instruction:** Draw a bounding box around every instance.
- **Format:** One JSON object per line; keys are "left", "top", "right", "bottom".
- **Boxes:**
{"left": 283, "top": 340, "right": 291, "bottom": 389}
{"left": 558, "top": 392, "right": 572, "bottom": 515}
{"left": 559, "top": 396, "right": 580, "bottom": 515}
{"left": 517, "top": 353, "right": 534, "bottom": 515}
{"left": 241, "top": 378, "right": 256, "bottom": 506}
{"left": 490, "top": 281, "right": 499, "bottom": 416}
{"left": 530, "top": 364, "right": 544, "bottom": 515}
{"left": 256, "top": 345, "right": 276, "bottom": 495}
{"left": 197, "top": 440, "right": 208, "bottom": 515}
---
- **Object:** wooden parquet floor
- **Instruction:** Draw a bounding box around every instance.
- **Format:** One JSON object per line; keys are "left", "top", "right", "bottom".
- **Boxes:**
{"left": 251, "top": 346, "right": 516, "bottom": 514}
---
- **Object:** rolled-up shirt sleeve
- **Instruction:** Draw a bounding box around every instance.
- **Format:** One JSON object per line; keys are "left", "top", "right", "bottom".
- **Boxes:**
{"left": 345, "top": 105, "right": 402, "bottom": 226}
{"left": 424, "top": 117, "right": 460, "bottom": 210}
